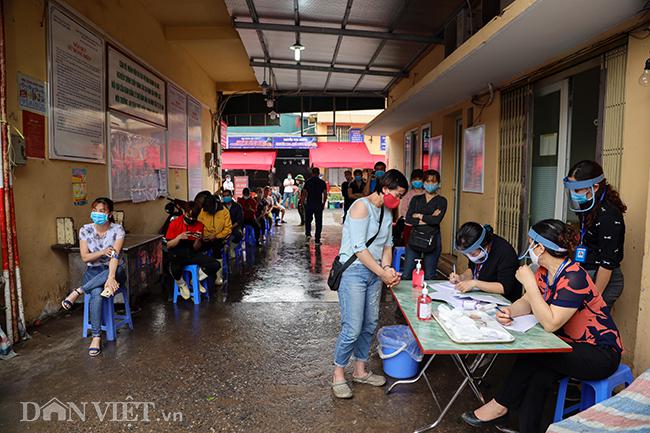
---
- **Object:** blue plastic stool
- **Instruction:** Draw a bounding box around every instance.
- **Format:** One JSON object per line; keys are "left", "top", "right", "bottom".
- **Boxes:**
{"left": 234, "top": 240, "right": 244, "bottom": 266}
{"left": 265, "top": 218, "right": 272, "bottom": 235}
{"left": 244, "top": 225, "right": 256, "bottom": 245}
{"left": 392, "top": 247, "right": 406, "bottom": 272}
{"left": 553, "top": 363, "right": 634, "bottom": 422}
{"left": 173, "top": 264, "right": 209, "bottom": 305}
{"left": 82, "top": 287, "right": 133, "bottom": 342}
{"left": 221, "top": 247, "right": 229, "bottom": 280}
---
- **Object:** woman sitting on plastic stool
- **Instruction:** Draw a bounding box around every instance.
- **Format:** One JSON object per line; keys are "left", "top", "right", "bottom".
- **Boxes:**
{"left": 60, "top": 197, "right": 126, "bottom": 357}
{"left": 461, "top": 219, "right": 622, "bottom": 433}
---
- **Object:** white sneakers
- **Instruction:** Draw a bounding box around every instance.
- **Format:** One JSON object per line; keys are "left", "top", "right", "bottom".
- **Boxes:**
{"left": 198, "top": 269, "right": 208, "bottom": 281}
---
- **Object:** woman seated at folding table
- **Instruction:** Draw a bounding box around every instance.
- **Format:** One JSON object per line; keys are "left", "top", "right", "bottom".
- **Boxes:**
{"left": 450, "top": 222, "right": 522, "bottom": 303}
{"left": 462, "top": 219, "right": 622, "bottom": 433}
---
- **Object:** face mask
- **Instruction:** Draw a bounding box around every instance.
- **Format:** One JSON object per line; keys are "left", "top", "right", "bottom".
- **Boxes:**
{"left": 528, "top": 244, "right": 541, "bottom": 266}
{"left": 383, "top": 193, "right": 401, "bottom": 209}
{"left": 90, "top": 211, "right": 109, "bottom": 225}
{"left": 243, "top": 194, "right": 250, "bottom": 199}
{"left": 467, "top": 247, "right": 488, "bottom": 264}
{"left": 288, "top": 175, "right": 292, "bottom": 179}
{"left": 223, "top": 196, "right": 232, "bottom": 203}
{"left": 412, "top": 180, "right": 424, "bottom": 189}
{"left": 225, "top": 176, "right": 231, "bottom": 181}
{"left": 424, "top": 183, "right": 440, "bottom": 194}
{"left": 375, "top": 170, "right": 385, "bottom": 178}
{"left": 570, "top": 191, "right": 590, "bottom": 205}
{"left": 355, "top": 175, "right": 363, "bottom": 182}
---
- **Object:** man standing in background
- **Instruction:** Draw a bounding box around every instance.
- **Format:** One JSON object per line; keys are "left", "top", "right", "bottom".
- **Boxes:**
{"left": 341, "top": 170, "right": 353, "bottom": 224}
{"left": 282, "top": 173, "right": 295, "bottom": 208}
{"left": 301, "top": 167, "right": 327, "bottom": 245}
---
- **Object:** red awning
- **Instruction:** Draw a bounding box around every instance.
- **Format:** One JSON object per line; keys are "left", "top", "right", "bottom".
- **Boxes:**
{"left": 309, "top": 142, "right": 384, "bottom": 169}
{"left": 221, "top": 150, "right": 277, "bottom": 171}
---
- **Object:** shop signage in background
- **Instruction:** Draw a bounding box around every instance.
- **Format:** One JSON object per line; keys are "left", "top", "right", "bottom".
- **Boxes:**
{"left": 380, "top": 136, "right": 387, "bottom": 151}
{"left": 349, "top": 128, "right": 364, "bottom": 142}
{"left": 22, "top": 111, "right": 45, "bottom": 159}
{"left": 72, "top": 168, "right": 88, "bottom": 206}
{"left": 220, "top": 120, "right": 228, "bottom": 149}
{"left": 18, "top": 73, "right": 47, "bottom": 115}
{"left": 234, "top": 176, "right": 249, "bottom": 198}
{"left": 48, "top": 4, "right": 105, "bottom": 162}
{"left": 107, "top": 45, "right": 166, "bottom": 127}
{"left": 187, "top": 97, "right": 203, "bottom": 200}
{"left": 273, "top": 136, "right": 317, "bottom": 148}
{"left": 167, "top": 84, "right": 187, "bottom": 168}
{"left": 226, "top": 136, "right": 316, "bottom": 149}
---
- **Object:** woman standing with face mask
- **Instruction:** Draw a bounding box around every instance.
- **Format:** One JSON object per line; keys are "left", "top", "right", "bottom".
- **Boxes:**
{"left": 60, "top": 197, "right": 125, "bottom": 356}
{"left": 563, "top": 160, "right": 626, "bottom": 308}
{"left": 462, "top": 219, "right": 622, "bottom": 433}
{"left": 331, "top": 169, "right": 407, "bottom": 399}
{"left": 450, "top": 222, "right": 522, "bottom": 303}
{"left": 403, "top": 170, "right": 447, "bottom": 281}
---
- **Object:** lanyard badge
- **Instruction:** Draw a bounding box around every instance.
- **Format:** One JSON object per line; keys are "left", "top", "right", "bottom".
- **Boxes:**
{"left": 575, "top": 223, "right": 588, "bottom": 263}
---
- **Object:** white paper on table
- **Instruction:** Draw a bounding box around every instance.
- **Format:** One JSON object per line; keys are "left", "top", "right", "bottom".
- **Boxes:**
{"left": 503, "top": 314, "right": 539, "bottom": 333}
{"left": 431, "top": 282, "right": 457, "bottom": 293}
{"left": 456, "top": 292, "right": 511, "bottom": 306}
{"left": 429, "top": 291, "right": 464, "bottom": 310}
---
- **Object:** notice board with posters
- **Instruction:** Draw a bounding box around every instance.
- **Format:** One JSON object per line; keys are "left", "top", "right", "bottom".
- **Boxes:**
{"left": 48, "top": 3, "right": 106, "bottom": 162}
{"left": 167, "top": 84, "right": 187, "bottom": 168}
{"left": 109, "top": 112, "right": 167, "bottom": 202}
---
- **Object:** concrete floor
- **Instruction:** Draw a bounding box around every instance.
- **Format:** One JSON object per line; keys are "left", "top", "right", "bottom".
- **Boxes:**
{"left": 0, "top": 210, "right": 518, "bottom": 433}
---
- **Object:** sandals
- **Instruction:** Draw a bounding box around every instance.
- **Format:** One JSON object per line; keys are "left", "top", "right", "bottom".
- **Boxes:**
{"left": 61, "top": 288, "right": 83, "bottom": 311}
{"left": 88, "top": 338, "right": 102, "bottom": 357}
{"left": 352, "top": 371, "right": 386, "bottom": 387}
{"left": 331, "top": 380, "right": 353, "bottom": 399}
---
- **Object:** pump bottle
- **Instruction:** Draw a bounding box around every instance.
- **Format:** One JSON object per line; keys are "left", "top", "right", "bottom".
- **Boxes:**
{"left": 412, "top": 258, "right": 424, "bottom": 288}
{"left": 417, "top": 284, "right": 432, "bottom": 321}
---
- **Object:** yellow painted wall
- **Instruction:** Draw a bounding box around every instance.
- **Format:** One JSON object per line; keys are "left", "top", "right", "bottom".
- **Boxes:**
{"left": 4, "top": 0, "right": 217, "bottom": 321}
{"left": 624, "top": 35, "right": 650, "bottom": 373}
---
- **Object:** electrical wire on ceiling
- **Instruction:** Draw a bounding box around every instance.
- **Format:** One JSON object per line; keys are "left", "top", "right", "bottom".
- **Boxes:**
{"left": 471, "top": 82, "right": 495, "bottom": 124}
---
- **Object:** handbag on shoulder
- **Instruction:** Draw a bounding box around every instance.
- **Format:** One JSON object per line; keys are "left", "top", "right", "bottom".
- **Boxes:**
{"left": 328, "top": 207, "right": 385, "bottom": 291}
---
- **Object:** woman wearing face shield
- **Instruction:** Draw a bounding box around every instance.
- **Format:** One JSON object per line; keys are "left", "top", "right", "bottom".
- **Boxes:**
{"left": 462, "top": 219, "right": 622, "bottom": 433}
{"left": 450, "top": 222, "right": 522, "bottom": 303}
{"left": 563, "top": 160, "right": 626, "bottom": 308}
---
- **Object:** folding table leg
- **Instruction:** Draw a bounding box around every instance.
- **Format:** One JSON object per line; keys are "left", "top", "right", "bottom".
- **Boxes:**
{"left": 452, "top": 354, "right": 486, "bottom": 404}
{"left": 413, "top": 373, "right": 473, "bottom": 433}
{"left": 385, "top": 354, "right": 437, "bottom": 395}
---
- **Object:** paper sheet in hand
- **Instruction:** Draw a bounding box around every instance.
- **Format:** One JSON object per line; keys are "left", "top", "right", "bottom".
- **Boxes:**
{"left": 503, "top": 314, "right": 539, "bottom": 333}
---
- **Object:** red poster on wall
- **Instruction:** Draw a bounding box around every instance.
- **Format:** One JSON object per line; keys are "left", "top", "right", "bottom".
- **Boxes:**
{"left": 22, "top": 110, "right": 45, "bottom": 159}
{"left": 220, "top": 120, "right": 228, "bottom": 149}
{"left": 234, "top": 175, "right": 248, "bottom": 198}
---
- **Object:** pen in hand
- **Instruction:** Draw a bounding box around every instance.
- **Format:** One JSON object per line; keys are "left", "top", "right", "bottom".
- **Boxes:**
{"left": 496, "top": 306, "right": 513, "bottom": 321}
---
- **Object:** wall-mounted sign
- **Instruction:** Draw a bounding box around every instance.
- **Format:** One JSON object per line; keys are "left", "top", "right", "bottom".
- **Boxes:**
{"left": 167, "top": 84, "right": 187, "bottom": 168}
{"left": 18, "top": 73, "right": 47, "bottom": 115}
{"left": 463, "top": 125, "right": 485, "bottom": 194}
{"left": 187, "top": 97, "right": 203, "bottom": 200}
{"left": 107, "top": 45, "right": 166, "bottom": 127}
{"left": 380, "top": 136, "right": 387, "bottom": 151}
{"left": 220, "top": 119, "right": 228, "bottom": 150}
{"left": 227, "top": 136, "right": 317, "bottom": 149}
{"left": 234, "top": 176, "right": 249, "bottom": 198}
{"left": 23, "top": 111, "right": 45, "bottom": 159}
{"left": 48, "top": 4, "right": 105, "bottom": 162}
{"left": 349, "top": 128, "right": 364, "bottom": 143}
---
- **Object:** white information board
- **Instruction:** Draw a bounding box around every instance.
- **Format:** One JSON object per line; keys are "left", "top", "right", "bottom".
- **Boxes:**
{"left": 48, "top": 4, "right": 105, "bottom": 162}
{"left": 463, "top": 125, "right": 485, "bottom": 194}
{"left": 187, "top": 97, "right": 203, "bottom": 200}
{"left": 107, "top": 46, "right": 166, "bottom": 127}
{"left": 167, "top": 84, "right": 188, "bottom": 168}
{"left": 109, "top": 112, "right": 167, "bottom": 202}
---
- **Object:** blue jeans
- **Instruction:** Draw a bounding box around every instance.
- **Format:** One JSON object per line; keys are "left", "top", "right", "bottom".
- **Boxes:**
{"left": 282, "top": 192, "right": 293, "bottom": 207}
{"left": 402, "top": 235, "right": 442, "bottom": 281}
{"left": 81, "top": 265, "right": 125, "bottom": 338}
{"left": 334, "top": 263, "right": 382, "bottom": 367}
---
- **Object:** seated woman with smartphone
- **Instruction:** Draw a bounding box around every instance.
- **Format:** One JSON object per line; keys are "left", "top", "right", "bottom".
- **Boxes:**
{"left": 165, "top": 201, "right": 220, "bottom": 300}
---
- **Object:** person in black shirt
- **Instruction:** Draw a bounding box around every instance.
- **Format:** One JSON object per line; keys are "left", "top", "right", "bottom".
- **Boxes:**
{"left": 403, "top": 170, "right": 447, "bottom": 280}
{"left": 301, "top": 167, "right": 327, "bottom": 245}
{"left": 450, "top": 223, "right": 522, "bottom": 303}
{"left": 222, "top": 189, "right": 243, "bottom": 244}
{"left": 348, "top": 169, "right": 366, "bottom": 201}
{"left": 564, "top": 160, "right": 626, "bottom": 307}
{"left": 341, "top": 170, "right": 353, "bottom": 224}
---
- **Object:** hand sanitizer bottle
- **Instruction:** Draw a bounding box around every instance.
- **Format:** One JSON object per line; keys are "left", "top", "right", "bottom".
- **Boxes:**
{"left": 412, "top": 259, "right": 424, "bottom": 288}
{"left": 417, "top": 284, "right": 432, "bottom": 321}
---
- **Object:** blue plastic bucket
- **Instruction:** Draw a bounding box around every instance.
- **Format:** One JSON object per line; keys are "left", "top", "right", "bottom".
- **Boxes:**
{"left": 379, "top": 342, "right": 420, "bottom": 379}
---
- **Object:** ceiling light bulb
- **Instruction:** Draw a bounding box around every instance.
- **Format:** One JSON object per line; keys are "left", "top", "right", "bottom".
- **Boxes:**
{"left": 260, "top": 80, "right": 269, "bottom": 95}
{"left": 269, "top": 110, "right": 278, "bottom": 120}
{"left": 640, "top": 58, "right": 650, "bottom": 87}
{"left": 266, "top": 98, "right": 274, "bottom": 108}
{"left": 289, "top": 43, "right": 305, "bottom": 62}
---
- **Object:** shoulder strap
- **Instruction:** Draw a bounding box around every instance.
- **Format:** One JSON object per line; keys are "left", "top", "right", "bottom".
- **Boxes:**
{"left": 340, "top": 205, "right": 385, "bottom": 268}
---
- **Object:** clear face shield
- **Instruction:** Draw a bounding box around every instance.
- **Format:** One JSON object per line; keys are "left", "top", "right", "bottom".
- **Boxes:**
{"left": 562, "top": 174, "right": 604, "bottom": 213}
{"left": 455, "top": 226, "right": 488, "bottom": 264}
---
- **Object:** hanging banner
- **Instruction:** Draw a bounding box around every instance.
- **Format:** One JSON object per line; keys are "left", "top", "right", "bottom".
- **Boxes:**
{"left": 227, "top": 135, "right": 316, "bottom": 149}
{"left": 220, "top": 119, "right": 228, "bottom": 150}
{"left": 167, "top": 84, "right": 187, "bottom": 168}
{"left": 272, "top": 136, "right": 317, "bottom": 148}
{"left": 429, "top": 135, "right": 442, "bottom": 173}
{"left": 107, "top": 45, "right": 166, "bottom": 127}
{"left": 48, "top": 4, "right": 105, "bottom": 162}
{"left": 187, "top": 97, "right": 203, "bottom": 200}
{"left": 18, "top": 73, "right": 47, "bottom": 115}
{"left": 463, "top": 125, "right": 485, "bottom": 193}
{"left": 421, "top": 124, "right": 431, "bottom": 170}
{"left": 228, "top": 136, "right": 273, "bottom": 149}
